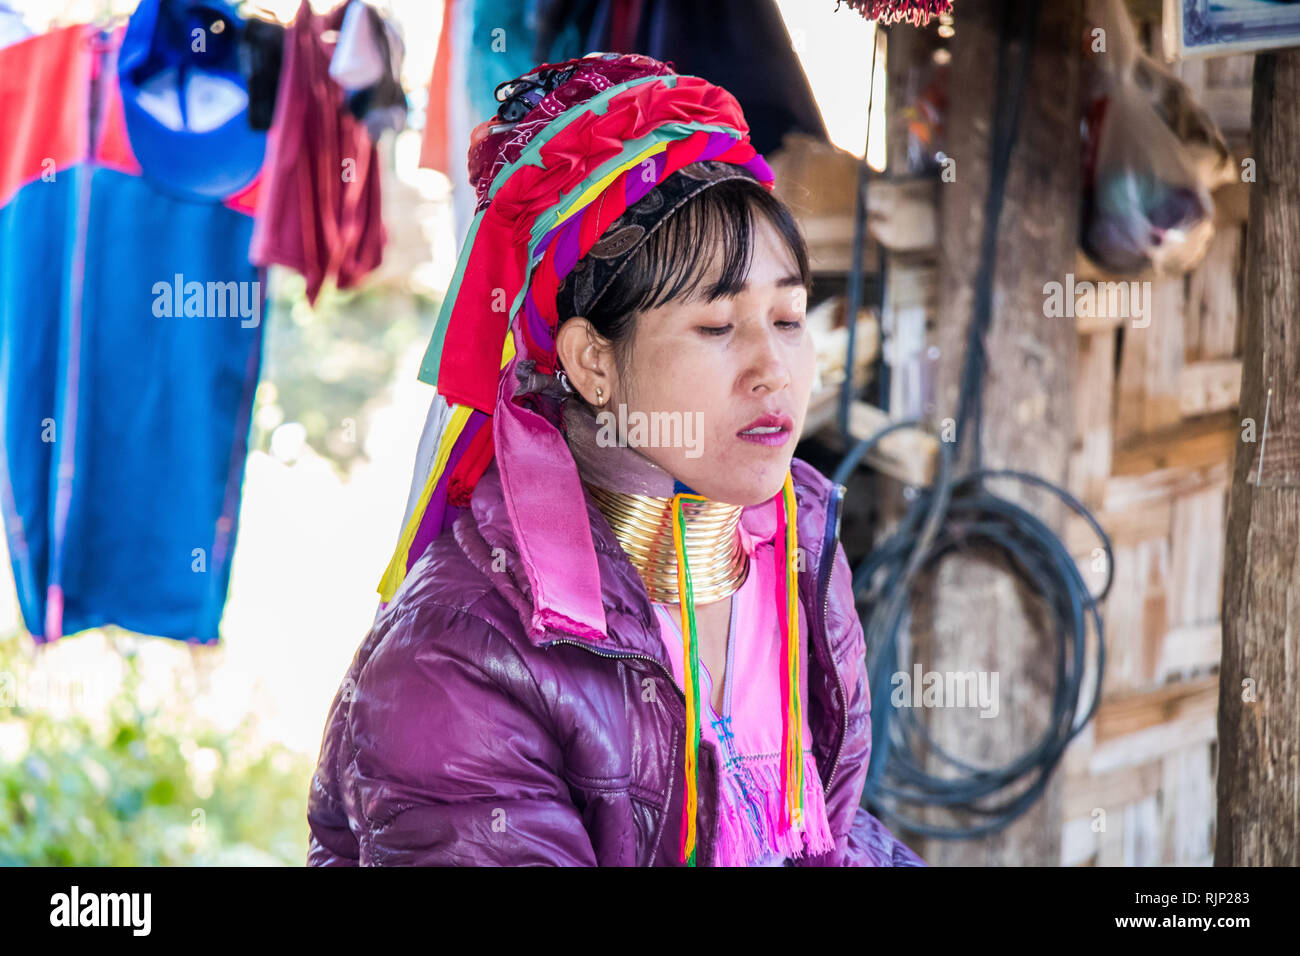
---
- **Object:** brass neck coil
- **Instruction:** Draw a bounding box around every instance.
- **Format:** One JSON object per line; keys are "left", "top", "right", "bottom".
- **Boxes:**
{"left": 584, "top": 481, "right": 749, "bottom": 605}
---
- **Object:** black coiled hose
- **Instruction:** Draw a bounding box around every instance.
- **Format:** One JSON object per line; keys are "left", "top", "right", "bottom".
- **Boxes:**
{"left": 839, "top": 0, "right": 1112, "bottom": 839}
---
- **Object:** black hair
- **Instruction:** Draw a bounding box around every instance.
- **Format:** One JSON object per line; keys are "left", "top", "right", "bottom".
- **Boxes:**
{"left": 556, "top": 177, "right": 812, "bottom": 394}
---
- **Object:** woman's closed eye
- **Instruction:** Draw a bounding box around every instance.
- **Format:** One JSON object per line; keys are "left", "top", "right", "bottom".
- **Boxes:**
{"left": 696, "top": 317, "right": 804, "bottom": 336}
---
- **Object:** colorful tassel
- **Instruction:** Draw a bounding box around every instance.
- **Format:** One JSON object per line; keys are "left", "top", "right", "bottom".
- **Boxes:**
{"left": 672, "top": 471, "right": 803, "bottom": 865}
{"left": 671, "top": 489, "right": 706, "bottom": 865}
{"left": 776, "top": 472, "right": 805, "bottom": 832}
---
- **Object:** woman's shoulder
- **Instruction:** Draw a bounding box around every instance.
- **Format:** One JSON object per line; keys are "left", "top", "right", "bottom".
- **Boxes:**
{"left": 348, "top": 557, "right": 550, "bottom": 762}
{"left": 362, "top": 520, "right": 540, "bottom": 689}
{"left": 335, "top": 574, "right": 571, "bottom": 857}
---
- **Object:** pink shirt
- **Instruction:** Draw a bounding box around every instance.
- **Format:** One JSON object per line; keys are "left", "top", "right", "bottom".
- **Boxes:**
{"left": 652, "top": 494, "right": 836, "bottom": 866}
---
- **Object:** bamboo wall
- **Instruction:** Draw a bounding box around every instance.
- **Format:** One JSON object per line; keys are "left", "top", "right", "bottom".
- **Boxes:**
{"left": 1059, "top": 50, "right": 1252, "bottom": 866}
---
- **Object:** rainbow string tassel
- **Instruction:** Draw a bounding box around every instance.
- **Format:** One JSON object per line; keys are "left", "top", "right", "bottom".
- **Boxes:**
{"left": 671, "top": 489, "right": 705, "bottom": 866}
{"left": 671, "top": 471, "right": 804, "bottom": 866}
{"left": 776, "top": 471, "right": 805, "bottom": 832}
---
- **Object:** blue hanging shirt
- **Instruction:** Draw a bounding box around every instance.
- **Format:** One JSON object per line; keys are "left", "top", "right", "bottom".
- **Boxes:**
{"left": 0, "top": 4, "right": 267, "bottom": 645}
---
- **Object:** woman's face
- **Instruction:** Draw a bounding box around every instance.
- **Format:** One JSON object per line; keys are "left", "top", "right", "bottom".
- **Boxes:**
{"left": 576, "top": 215, "right": 816, "bottom": 506}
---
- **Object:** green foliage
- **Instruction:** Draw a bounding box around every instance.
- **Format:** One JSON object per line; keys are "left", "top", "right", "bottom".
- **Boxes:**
{"left": 0, "top": 627, "right": 313, "bottom": 866}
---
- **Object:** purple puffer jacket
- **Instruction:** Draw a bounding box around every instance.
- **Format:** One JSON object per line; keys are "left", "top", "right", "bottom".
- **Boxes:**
{"left": 307, "top": 455, "right": 925, "bottom": 866}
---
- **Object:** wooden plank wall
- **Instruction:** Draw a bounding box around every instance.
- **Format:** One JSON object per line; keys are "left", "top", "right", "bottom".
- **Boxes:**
{"left": 1058, "top": 41, "right": 1252, "bottom": 866}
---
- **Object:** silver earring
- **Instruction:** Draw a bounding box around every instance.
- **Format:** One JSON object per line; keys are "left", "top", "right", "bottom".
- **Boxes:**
{"left": 556, "top": 369, "right": 574, "bottom": 394}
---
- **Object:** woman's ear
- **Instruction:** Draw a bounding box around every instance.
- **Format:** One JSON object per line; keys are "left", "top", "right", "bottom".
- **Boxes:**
{"left": 555, "top": 317, "right": 616, "bottom": 408}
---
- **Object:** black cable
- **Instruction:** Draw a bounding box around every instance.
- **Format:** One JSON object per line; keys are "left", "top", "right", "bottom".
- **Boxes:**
{"left": 834, "top": 0, "right": 1112, "bottom": 840}
{"left": 837, "top": 28, "right": 881, "bottom": 438}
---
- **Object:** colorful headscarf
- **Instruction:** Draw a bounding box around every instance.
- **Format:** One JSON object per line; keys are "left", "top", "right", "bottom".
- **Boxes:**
{"left": 377, "top": 52, "right": 801, "bottom": 865}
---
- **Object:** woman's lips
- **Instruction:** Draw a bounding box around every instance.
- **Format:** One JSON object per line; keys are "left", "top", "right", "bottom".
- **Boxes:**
{"left": 737, "top": 413, "right": 794, "bottom": 446}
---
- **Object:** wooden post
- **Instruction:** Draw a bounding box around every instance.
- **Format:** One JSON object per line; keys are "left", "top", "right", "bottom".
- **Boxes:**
{"left": 914, "top": 0, "right": 1081, "bottom": 865}
{"left": 1216, "top": 49, "right": 1300, "bottom": 866}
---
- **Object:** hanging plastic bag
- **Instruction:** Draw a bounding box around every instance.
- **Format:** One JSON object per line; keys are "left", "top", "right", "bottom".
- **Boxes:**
{"left": 1081, "top": 0, "right": 1234, "bottom": 276}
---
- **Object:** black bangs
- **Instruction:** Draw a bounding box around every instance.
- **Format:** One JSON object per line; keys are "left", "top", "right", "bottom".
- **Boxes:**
{"left": 563, "top": 177, "right": 812, "bottom": 361}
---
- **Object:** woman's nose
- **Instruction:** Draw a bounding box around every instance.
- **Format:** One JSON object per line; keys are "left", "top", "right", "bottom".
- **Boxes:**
{"left": 742, "top": 326, "right": 791, "bottom": 395}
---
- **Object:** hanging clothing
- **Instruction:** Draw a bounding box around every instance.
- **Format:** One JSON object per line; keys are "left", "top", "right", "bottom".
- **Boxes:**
{"left": 329, "top": 0, "right": 389, "bottom": 91}
{"left": 418, "top": 0, "right": 545, "bottom": 246}
{"left": 116, "top": 0, "right": 267, "bottom": 202}
{"left": 635, "top": 0, "right": 829, "bottom": 157}
{"left": 445, "top": 0, "right": 476, "bottom": 247}
{"left": 416, "top": 0, "right": 457, "bottom": 178}
{"left": 651, "top": 496, "right": 836, "bottom": 867}
{"left": 532, "top": 0, "right": 829, "bottom": 156}
{"left": 249, "top": 0, "right": 386, "bottom": 304}
{"left": 532, "top": 0, "right": 602, "bottom": 64}
{"left": 421, "top": 0, "right": 827, "bottom": 246}
{"left": 239, "top": 16, "right": 285, "bottom": 132}
{"left": 462, "top": 0, "right": 543, "bottom": 127}
{"left": 331, "top": 0, "right": 408, "bottom": 140}
{"left": 0, "top": 13, "right": 266, "bottom": 645}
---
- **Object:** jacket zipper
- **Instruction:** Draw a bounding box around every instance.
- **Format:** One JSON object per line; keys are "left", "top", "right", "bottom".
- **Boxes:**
{"left": 541, "top": 640, "right": 681, "bottom": 706}
{"left": 814, "top": 482, "right": 850, "bottom": 799}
